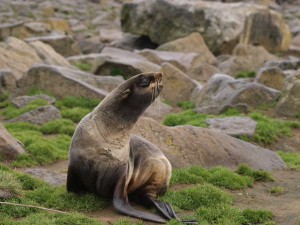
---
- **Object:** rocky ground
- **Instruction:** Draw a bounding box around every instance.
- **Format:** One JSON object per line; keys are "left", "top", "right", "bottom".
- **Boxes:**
{"left": 1, "top": 0, "right": 300, "bottom": 224}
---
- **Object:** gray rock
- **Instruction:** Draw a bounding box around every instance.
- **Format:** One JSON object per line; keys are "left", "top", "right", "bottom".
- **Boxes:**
{"left": 255, "top": 67, "right": 286, "bottom": 91}
{"left": 0, "top": 37, "right": 42, "bottom": 80}
{"left": 0, "top": 22, "right": 27, "bottom": 41}
{"left": 133, "top": 117, "right": 286, "bottom": 170}
{"left": 240, "top": 10, "right": 291, "bottom": 52}
{"left": 26, "top": 34, "right": 80, "bottom": 57}
{"left": 219, "top": 44, "right": 277, "bottom": 77}
{"left": 206, "top": 116, "right": 257, "bottom": 137}
{"left": 91, "top": 47, "right": 160, "bottom": 78}
{"left": 7, "top": 105, "right": 61, "bottom": 125}
{"left": 194, "top": 74, "right": 280, "bottom": 114}
{"left": 0, "top": 70, "right": 17, "bottom": 96}
{"left": 25, "top": 168, "right": 67, "bottom": 186}
{"left": 12, "top": 94, "right": 55, "bottom": 108}
{"left": 275, "top": 72, "right": 300, "bottom": 117}
{"left": 159, "top": 63, "right": 200, "bottom": 105}
{"left": 0, "top": 123, "right": 26, "bottom": 159}
{"left": 17, "top": 64, "right": 109, "bottom": 99}
{"left": 121, "top": 0, "right": 269, "bottom": 54}
{"left": 264, "top": 59, "right": 300, "bottom": 71}
{"left": 0, "top": 189, "right": 14, "bottom": 199}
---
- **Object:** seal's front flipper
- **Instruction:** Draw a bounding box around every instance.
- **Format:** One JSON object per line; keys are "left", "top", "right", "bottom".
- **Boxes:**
{"left": 149, "top": 198, "right": 198, "bottom": 225}
{"left": 113, "top": 174, "right": 167, "bottom": 223}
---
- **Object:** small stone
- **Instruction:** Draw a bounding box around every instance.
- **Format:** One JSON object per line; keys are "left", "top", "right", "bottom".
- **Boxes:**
{"left": 25, "top": 168, "right": 67, "bottom": 186}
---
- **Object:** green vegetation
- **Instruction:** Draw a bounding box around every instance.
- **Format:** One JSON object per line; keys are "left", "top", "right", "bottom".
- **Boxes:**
{"left": 61, "top": 107, "right": 90, "bottom": 123}
{"left": 161, "top": 183, "right": 232, "bottom": 210}
{"left": 236, "top": 71, "right": 256, "bottom": 79}
{"left": 1, "top": 99, "right": 48, "bottom": 119}
{"left": 0, "top": 93, "right": 9, "bottom": 102}
{"left": 164, "top": 110, "right": 300, "bottom": 145}
{"left": 111, "top": 67, "right": 126, "bottom": 77}
{"left": 236, "top": 164, "right": 274, "bottom": 182}
{"left": 296, "top": 112, "right": 300, "bottom": 119}
{"left": 74, "top": 63, "right": 92, "bottom": 72}
{"left": 177, "top": 101, "right": 195, "bottom": 110}
{"left": 269, "top": 186, "right": 284, "bottom": 195}
{"left": 277, "top": 151, "right": 300, "bottom": 170}
{"left": 40, "top": 119, "right": 76, "bottom": 136}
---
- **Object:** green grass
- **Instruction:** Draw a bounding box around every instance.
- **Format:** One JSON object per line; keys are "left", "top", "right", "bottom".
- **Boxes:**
{"left": 177, "top": 101, "right": 195, "bottom": 110}
{"left": 277, "top": 151, "right": 300, "bottom": 170}
{"left": 55, "top": 96, "right": 100, "bottom": 110}
{"left": 4, "top": 120, "right": 71, "bottom": 167}
{"left": 236, "top": 71, "right": 256, "bottom": 79}
{"left": 1, "top": 99, "right": 49, "bottom": 119}
{"left": 0, "top": 93, "right": 9, "bottom": 102}
{"left": 40, "top": 119, "right": 76, "bottom": 136}
{"left": 236, "top": 164, "right": 274, "bottom": 182}
{"left": 196, "top": 206, "right": 273, "bottom": 225}
{"left": 164, "top": 110, "right": 300, "bottom": 145}
{"left": 269, "top": 186, "right": 284, "bottom": 195}
{"left": 160, "top": 183, "right": 233, "bottom": 210}
{"left": 74, "top": 63, "right": 92, "bottom": 72}
{"left": 170, "top": 169, "right": 204, "bottom": 185}
{"left": 61, "top": 107, "right": 90, "bottom": 123}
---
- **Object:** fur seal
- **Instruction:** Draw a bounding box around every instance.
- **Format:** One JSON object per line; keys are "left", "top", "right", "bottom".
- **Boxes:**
{"left": 67, "top": 72, "right": 195, "bottom": 223}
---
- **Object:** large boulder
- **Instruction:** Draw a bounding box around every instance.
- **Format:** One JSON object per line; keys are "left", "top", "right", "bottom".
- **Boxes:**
{"left": 240, "top": 10, "right": 291, "bottom": 53}
{"left": 0, "top": 123, "right": 26, "bottom": 159}
{"left": 133, "top": 117, "right": 286, "bottom": 170}
{"left": 17, "top": 64, "right": 109, "bottom": 99}
{"left": 91, "top": 47, "right": 160, "bottom": 78}
{"left": 0, "top": 70, "right": 17, "bottom": 96}
{"left": 275, "top": 72, "right": 300, "bottom": 117}
{"left": 255, "top": 67, "right": 286, "bottom": 91}
{"left": 159, "top": 63, "right": 200, "bottom": 105}
{"left": 0, "top": 37, "right": 42, "bottom": 79}
{"left": 219, "top": 44, "right": 277, "bottom": 77}
{"left": 121, "top": 0, "right": 269, "bottom": 54}
{"left": 194, "top": 74, "right": 280, "bottom": 114}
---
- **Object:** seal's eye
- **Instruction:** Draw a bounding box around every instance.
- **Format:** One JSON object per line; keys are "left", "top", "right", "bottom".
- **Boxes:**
{"left": 140, "top": 77, "right": 150, "bottom": 87}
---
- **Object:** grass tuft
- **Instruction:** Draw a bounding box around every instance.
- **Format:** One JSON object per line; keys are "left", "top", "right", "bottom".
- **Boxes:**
{"left": 170, "top": 169, "right": 204, "bottom": 185}
{"left": 177, "top": 101, "right": 195, "bottom": 110}
{"left": 242, "top": 209, "right": 273, "bottom": 224}
{"left": 61, "top": 107, "right": 90, "bottom": 123}
{"left": 236, "top": 164, "right": 274, "bottom": 182}
{"left": 74, "top": 63, "right": 92, "bottom": 72}
{"left": 277, "top": 151, "right": 300, "bottom": 170}
{"left": 160, "top": 183, "right": 232, "bottom": 210}
{"left": 55, "top": 96, "right": 100, "bottom": 110}
{"left": 236, "top": 71, "right": 256, "bottom": 79}
{"left": 40, "top": 119, "right": 76, "bottom": 136}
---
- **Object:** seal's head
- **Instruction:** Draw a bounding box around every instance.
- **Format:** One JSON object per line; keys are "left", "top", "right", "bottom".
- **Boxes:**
{"left": 95, "top": 72, "right": 163, "bottom": 125}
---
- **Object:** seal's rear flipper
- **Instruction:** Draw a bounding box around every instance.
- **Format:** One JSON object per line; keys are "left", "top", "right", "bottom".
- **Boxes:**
{"left": 148, "top": 198, "right": 198, "bottom": 225}
{"left": 113, "top": 174, "right": 167, "bottom": 223}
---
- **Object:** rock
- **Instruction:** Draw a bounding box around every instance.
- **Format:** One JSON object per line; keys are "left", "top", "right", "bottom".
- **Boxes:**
{"left": 191, "top": 63, "right": 220, "bottom": 82}
{"left": 194, "top": 74, "right": 280, "bottom": 114}
{"left": 0, "top": 70, "right": 17, "bottom": 95}
{"left": 17, "top": 65, "right": 109, "bottom": 99}
{"left": 0, "top": 123, "right": 26, "bottom": 159}
{"left": 275, "top": 72, "right": 300, "bottom": 117}
{"left": 240, "top": 10, "right": 291, "bottom": 52}
{"left": 264, "top": 59, "right": 300, "bottom": 71}
{"left": 121, "top": 0, "right": 268, "bottom": 54}
{"left": 0, "top": 37, "right": 42, "bottom": 79}
{"left": 25, "top": 168, "right": 67, "bottom": 186}
{"left": 157, "top": 33, "right": 217, "bottom": 65}
{"left": 78, "top": 37, "right": 104, "bottom": 54}
{"left": 99, "top": 28, "right": 123, "bottom": 43}
{"left": 137, "top": 49, "right": 204, "bottom": 75}
{"left": 24, "top": 22, "right": 51, "bottom": 35}
{"left": 7, "top": 105, "right": 61, "bottom": 125}
{"left": 133, "top": 117, "right": 286, "bottom": 170}
{"left": 255, "top": 67, "right": 286, "bottom": 90}
{"left": 28, "top": 41, "right": 72, "bottom": 68}
{"left": 144, "top": 99, "right": 173, "bottom": 122}
{"left": 91, "top": 47, "right": 160, "bottom": 78}
{"left": 159, "top": 63, "right": 200, "bottom": 105}
{"left": 26, "top": 34, "right": 80, "bottom": 57}
{"left": 0, "top": 189, "right": 14, "bottom": 199}
{"left": 219, "top": 44, "right": 277, "bottom": 77}
{"left": 12, "top": 95, "right": 55, "bottom": 108}
{"left": 110, "top": 34, "right": 159, "bottom": 51}
{"left": 0, "top": 22, "right": 28, "bottom": 41}
{"left": 292, "top": 33, "right": 300, "bottom": 47}
{"left": 206, "top": 116, "right": 257, "bottom": 137}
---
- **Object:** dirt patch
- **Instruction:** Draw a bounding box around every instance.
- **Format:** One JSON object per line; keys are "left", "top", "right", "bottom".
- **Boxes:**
{"left": 232, "top": 169, "right": 300, "bottom": 225}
